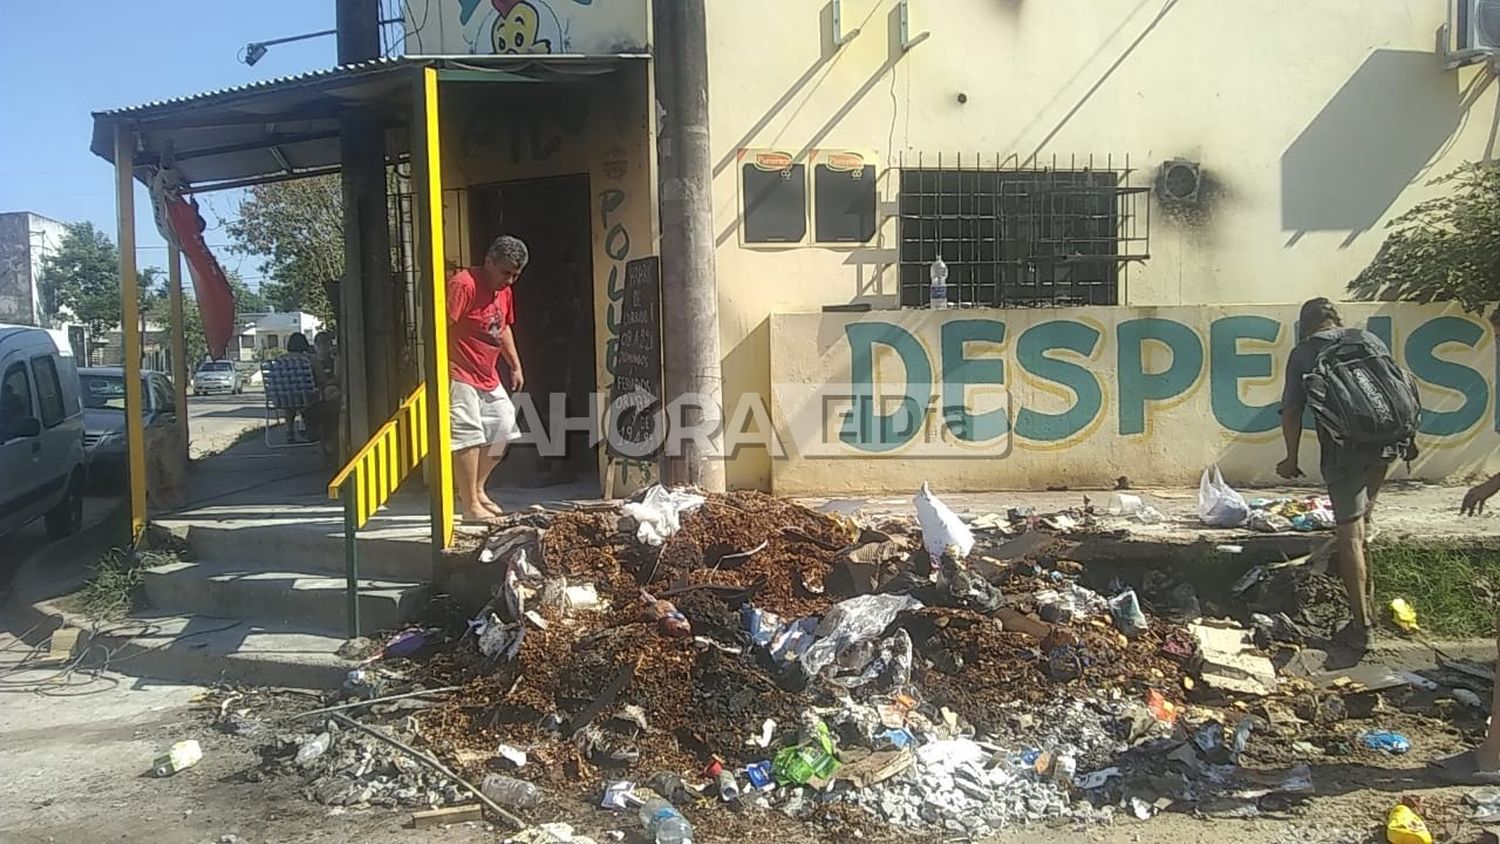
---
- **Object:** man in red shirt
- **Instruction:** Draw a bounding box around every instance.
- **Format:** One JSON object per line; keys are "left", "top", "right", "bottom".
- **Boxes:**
{"left": 448, "top": 235, "right": 528, "bottom": 523}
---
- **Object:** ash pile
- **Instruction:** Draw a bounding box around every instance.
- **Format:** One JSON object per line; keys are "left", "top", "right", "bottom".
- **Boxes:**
{"left": 231, "top": 482, "right": 1476, "bottom": 840}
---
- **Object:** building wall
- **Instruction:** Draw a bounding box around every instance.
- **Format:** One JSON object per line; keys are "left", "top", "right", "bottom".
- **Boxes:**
{"left": 438, "top": 61, "right": 658, "bottom": 492}
{"left": 403, "top": 0, "right": 649, "bottom": 56}
{"left": 769, "top": 302, "right": 1500, "bottom": 494}
{"left": 704, "top": 0, "right": 1500, "bottom": 490}
{"left": 0, "top": 212, "right": 65, "bottom": 326}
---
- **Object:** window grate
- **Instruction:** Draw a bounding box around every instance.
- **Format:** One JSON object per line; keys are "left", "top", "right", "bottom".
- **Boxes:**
{"left": 897, "top": 153, "right": 1150, "bottom": 308}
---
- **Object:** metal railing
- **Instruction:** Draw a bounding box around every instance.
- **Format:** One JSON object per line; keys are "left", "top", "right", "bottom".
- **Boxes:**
{"left": 327, "top": 383, "right": 430, "bottom": 636}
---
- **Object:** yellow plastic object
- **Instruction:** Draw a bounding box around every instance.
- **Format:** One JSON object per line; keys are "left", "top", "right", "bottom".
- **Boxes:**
{"left": 1385, "top": 804, "right": 1432, "bottom": 844}
{"left": 1390, "top": 599, "right": 1421, "bottom": 634}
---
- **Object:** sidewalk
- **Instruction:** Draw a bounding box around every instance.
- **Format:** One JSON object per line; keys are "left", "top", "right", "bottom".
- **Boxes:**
{"left": 798, "top": 480, "right": 1500, "bottom": 546}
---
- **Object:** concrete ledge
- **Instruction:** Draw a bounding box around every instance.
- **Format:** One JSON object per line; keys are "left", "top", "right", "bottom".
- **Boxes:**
{"left": 71, "top": 612, "right": 353, "bottom": 690}
{"left": 164, "top": 521, "right": 432, "bottom": 582}
{"left": 142, "top": 559, "right": 426, "bottom": 637}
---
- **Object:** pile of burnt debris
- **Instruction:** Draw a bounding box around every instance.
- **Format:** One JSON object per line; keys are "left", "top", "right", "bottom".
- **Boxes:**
{"left": 217, "top": 484, "right": 1492, "bottom": 842}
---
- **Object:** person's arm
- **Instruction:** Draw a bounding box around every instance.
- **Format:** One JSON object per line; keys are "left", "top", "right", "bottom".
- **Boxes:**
{"left": 1277, "top": 345, "right": 1308, "bottom": 479}
{"left": 498, "top": 326, "right": 523, "bottom": 391}
{"left": 1463, "top": 472, "right": 1500, "bottom": 515}
{"left": 1277, "top": 400, "right": 1304, "bottom": 478}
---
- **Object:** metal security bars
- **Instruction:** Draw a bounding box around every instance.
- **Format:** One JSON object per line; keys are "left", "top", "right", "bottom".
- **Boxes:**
{"left": 897, "top": 153, "right": 1150, "bottom": 308}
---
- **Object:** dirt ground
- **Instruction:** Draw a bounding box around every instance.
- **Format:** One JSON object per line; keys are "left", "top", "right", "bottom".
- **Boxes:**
{"left": 2, "top": 649, "right": 1495, "bottom": 844}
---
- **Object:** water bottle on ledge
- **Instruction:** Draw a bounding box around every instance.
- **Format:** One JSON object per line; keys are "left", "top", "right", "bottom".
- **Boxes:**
{"left": 929, "top": 257, "right": 950, "bottom": 309}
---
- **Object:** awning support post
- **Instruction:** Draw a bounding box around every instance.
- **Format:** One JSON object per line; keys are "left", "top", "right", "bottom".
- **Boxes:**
{"left": 168, "top": 245, "right": 190, "bottom": 461}
{"left": 115, "top": 124, "right": 148, "bottom": 544}
{"left": 412, "top": 67, "right": 455, "bottom": 561}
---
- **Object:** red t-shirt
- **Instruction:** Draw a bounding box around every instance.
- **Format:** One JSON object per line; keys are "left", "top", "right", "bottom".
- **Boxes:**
{"left": 447, "top": 268, "right": 515, "bottom": 392}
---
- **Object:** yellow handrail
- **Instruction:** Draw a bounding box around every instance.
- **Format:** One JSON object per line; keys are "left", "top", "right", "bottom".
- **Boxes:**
{"left": 328, "top": 383, "right": 429, "bottom": 528}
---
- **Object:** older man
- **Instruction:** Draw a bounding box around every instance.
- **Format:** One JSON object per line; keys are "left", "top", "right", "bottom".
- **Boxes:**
{"left": 448, "top": 235, "right": 528, "bottom": 523}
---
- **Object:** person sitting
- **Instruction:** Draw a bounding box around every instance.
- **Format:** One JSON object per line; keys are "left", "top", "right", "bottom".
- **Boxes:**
{"left": 308, "top": 330, "right": 342, "bottom": 464}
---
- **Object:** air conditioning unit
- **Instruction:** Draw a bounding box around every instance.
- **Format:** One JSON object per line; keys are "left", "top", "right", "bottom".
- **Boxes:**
{"left": 1454, "top": 0, "right": 1500, "bottom": 56}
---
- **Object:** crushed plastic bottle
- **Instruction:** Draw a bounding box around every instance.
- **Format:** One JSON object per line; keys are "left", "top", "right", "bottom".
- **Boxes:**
{"left": 1361, "top": 730, "right": 1412, "bottom": 755}
{"left": 481, "top": 773, "right": 542, "bottom": 809}
{"left": 638, "top": 797, "right": 695, "bottom": 844}
{"left": 716, "top": 769, "right": 741, "bottom": 802}
{"left": 152, "top": 739, "right": 203, "bottom": 777}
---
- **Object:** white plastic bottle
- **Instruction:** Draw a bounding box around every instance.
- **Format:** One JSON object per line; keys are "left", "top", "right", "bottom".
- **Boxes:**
{"left": 638, "top": 797, "right": 695, "bottom": 844}
{"left": 929, "top": 257, "right": 950, "bottom": 309}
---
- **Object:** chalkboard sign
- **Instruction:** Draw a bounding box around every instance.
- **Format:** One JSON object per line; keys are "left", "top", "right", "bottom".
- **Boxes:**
{"left": 606, "top": 256, "right": 663, "bottom": 460}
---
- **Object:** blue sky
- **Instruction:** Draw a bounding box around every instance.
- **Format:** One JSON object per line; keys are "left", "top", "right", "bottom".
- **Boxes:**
{"left": 0, "top": 1, "right": 403, "bottom": 287}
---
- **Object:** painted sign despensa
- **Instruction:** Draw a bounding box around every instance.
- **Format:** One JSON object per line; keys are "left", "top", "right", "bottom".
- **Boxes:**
{"left": 768, "top": 303, "right": 1500, "bottom": 493}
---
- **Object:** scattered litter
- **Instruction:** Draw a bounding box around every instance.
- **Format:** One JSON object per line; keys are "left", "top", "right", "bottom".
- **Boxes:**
{"left": 481, "top": 774, "right": 541, "bottom": 810}
{"left": 914, "top": 482, "right": 974, "bottom": 559}
{"left": 1390, "top": 598, "right": 1421, "bottom": 633}
{"left": 295, "top": 732, "right": 331, "bottom": 766}
{"left": 497, "top": 744, "right": 528, "bottom": 768}
{"left": 1198, "top": 465, "right": 1249, "bottom": 527}
{"left": 152, "top": 740, "right": 202, "bottom": 777}
{"left": 1107, "top": 589, "right": 1149, "bottom": 637}
{"left": 1189, "top": 620, "right": 1278, "bottom": 696}
{"left": 1386, "top": 803, "right": 1433, "bottom": 844}
{"left": 1361, "top": 731, "right": 1413, "bottom": 755}
{"left": 412, "top": 804, "right": 483, "bottom": 829}
{"left": 601, "top": 781, "right": 636, "bottom": 811}
{"left": 1454, "top": 689, "right": 1485, "bottom": 709}
{"left": 621, "top": 485, "right": 706, "bottom": 546}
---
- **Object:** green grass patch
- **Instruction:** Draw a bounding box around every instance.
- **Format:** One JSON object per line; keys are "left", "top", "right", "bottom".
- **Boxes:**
{"left": 1371, "top": 544, "right": 1500, "bottom": 638}
{"left": 70, "top": 543, "right": 186, "bottom": 621}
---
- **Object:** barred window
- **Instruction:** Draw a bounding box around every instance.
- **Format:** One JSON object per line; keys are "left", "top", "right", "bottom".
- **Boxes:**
{"left": 897, "top": 160, "right": 1149, "bottom": 308}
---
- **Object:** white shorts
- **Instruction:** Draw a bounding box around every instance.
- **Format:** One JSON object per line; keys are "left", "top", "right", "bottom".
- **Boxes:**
{"left": 450, "top": 379, "right": 522, "bottom": 451}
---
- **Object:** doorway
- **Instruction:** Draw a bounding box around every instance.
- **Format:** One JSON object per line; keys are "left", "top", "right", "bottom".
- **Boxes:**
{"left": 468, "top": 175, "right": 598, "bottom": 490}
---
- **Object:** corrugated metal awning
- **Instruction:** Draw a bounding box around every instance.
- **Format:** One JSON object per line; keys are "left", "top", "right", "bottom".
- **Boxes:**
{"left": 90, "top": 55, "right": 641, "bottom": 192}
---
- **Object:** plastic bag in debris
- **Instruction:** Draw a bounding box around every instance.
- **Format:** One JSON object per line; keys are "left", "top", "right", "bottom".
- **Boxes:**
{"left": 827, "top": 628, "right": 915, "bottom": 689}
{"left": 1198, "top": 465, "right": 1250, "bottom": 528}
{"left": 801, "top": 594, "right": 924, "bottom": 678}
{"left": 621, "top": 485, "right": 706, "bottom": 546}
{"left": 914, "top": 482, "right": 974, "bottom": 560}
{"left": 477, "top": 614, "right": 526, "bottom": 661}
{"left": 935, "top": 555, "right": 1002, "bottom": 613}
{"left": 1036, "top": 584, "right": 1108, "bottom": 623}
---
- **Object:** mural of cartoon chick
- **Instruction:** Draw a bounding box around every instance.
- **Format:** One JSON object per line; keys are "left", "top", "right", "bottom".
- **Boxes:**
{"left": 490, "top": 0, "right": 559, "bottom": 54}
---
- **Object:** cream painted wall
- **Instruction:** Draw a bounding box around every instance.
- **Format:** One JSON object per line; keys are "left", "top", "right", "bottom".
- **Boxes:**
{"left": 704, "top": 0, "right": 1500, "bottom": 490}
{"left": 769, "top": 302, "right": 1500, "bottom": 494}
{"left": 438, "top": 63, "right": 659, "bottom": 493}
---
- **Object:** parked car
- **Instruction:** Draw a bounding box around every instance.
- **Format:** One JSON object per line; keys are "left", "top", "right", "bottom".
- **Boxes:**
{"left": 79, "top": 367, "right": 177, "bottom": 477}
{"left": 193, "top": 359, "right": 242, "bottom": 395}
{"left": 0, "top": 324, "right": 86, "bottom": 540}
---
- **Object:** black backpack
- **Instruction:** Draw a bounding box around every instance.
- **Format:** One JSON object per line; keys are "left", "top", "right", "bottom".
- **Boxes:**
{"left": 1303, "top": 329, "right": 1421, "bottom": 451}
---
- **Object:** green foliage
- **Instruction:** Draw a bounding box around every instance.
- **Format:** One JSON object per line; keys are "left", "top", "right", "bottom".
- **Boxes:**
{"left": 225, "top": 176, "right": 342, "bottom": 322}
{"left": 1349, "top": 162, "right": 1500, "bottom": 317}
{"left": 39, "top": 222, "right": 121, "bottom": 335}
{"left": 1371, "top": 543, "right": 1500, "bottom": 638}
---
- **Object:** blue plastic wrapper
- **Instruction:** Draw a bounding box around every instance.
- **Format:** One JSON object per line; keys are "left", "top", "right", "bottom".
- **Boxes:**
{"left": 1362, "top": 730, "right": 1412, "bottom": 754}
{"left": 745, "top": 761, "right": 773, "bottom": 790}
{"left": 740, "top": 605, "right": 783, "bottom": 648}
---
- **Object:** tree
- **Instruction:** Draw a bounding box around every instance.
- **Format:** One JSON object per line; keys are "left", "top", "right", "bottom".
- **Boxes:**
{"left": 38, "top": 222, "right": 120, "bottom": 335}
{"left": 225, "top": 175, "right": 342, "bottom": 322}
{"left": 227, "top": 274, "right": 269, "bottom": 315}
{"left": 1349, "top": 162, "right": 1500, "bottom": 318}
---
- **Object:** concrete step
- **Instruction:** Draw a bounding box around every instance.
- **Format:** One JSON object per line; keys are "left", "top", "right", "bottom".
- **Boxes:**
{"left": 142, "top": 558, "right": 428, "bottom": 637}
{"left": 87, "top": 612, "right": 357, "bottom": 689}
{"left": 179, "top": 520, "right": 433, "bottom": 582}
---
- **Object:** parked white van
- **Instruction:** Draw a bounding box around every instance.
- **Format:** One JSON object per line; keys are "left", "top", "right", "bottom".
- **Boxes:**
{"left": 0, "top": 325, "right": 86, "bottom": 540}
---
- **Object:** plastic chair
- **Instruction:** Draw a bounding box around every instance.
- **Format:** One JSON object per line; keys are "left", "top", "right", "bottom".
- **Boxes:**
{"left": 261, "top": 355, "right": 318, "bottom": 448}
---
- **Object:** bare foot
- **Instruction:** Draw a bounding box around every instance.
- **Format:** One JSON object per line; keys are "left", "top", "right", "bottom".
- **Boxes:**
{"left": 478, "top": 495, "right": 505, "bottom": 516}
{"left": 460, "top": 508, "right": 502, "bottom": 526}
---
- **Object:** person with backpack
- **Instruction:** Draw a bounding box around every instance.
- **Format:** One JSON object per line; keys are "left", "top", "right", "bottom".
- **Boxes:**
{"left": 1276, "top": 297, "right": 1421, "bottom": 654}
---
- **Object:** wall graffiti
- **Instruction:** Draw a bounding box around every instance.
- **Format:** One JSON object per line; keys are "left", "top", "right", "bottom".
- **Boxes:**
{"left": 837, "top": 314, "right": 1494, "bottom": 448}
{"left": 429, "top": 0, "right": 652, "bottom": 57}
{"left": 769, "top": 304, "right": 1500, "bottom": 490}
{"left": 597, "top": 156, "right": 654, "bottom": 484}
